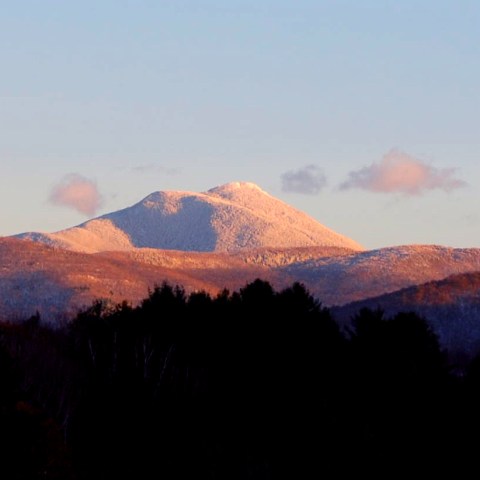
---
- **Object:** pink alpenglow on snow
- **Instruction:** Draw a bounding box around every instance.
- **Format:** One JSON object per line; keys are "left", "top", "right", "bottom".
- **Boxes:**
{"left": 20, "top": 181, "right": 363, "bottom": 253}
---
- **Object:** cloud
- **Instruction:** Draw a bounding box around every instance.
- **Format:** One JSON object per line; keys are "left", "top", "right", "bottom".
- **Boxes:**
{"left": 49, "top": 174, "right": 103, "bottom": 216}
{"left": 281, "top": 164, "right": 327, "bottom": 195}
{"left": 340, "top": 149, "right": 466, "bottom": 195}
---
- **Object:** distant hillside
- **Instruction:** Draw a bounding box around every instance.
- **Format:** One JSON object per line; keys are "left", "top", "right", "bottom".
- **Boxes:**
{"left": 333, "top": 271, "right": 480, "bottom": 359}
{"left": 283, "top": 244, "right": 480, "bottom": 305}
{"left": 0, "top": 238, "right": 285, "bottom": 321}
{"left": 2, "top": 237, "right": 480, "bottom": 332}
{"left": 17, "top": 182, "right": 363, "bottom": 253}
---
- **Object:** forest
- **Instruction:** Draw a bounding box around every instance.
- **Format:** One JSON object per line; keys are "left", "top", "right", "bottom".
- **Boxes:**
{"left": 0, "top": 279, "right": 479, "bottom": 479}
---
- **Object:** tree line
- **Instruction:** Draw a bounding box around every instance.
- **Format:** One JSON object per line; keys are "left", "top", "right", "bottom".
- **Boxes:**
{"left": 0, "top": 279, "right": 478, "bottom": 478}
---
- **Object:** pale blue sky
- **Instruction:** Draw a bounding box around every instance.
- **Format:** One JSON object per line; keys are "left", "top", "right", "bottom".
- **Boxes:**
{"left": 1, "top": 0, "right": 479, "bottom": 248}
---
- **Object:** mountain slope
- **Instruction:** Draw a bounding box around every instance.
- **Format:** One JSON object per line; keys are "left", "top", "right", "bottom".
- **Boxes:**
{"left": 0, "top": 238, "right": 285, "bottom": 321}
{"left": 283, "top": 245, "right": 480, "bottom": 305}
{"left": 17, "top": 182, "right": 363, "bottom": 253}
{"left": 2, "top": 238, "right": 480, "bottom": 327}
{"left": 333, "top": 271, "right": 480, "bottom": 359}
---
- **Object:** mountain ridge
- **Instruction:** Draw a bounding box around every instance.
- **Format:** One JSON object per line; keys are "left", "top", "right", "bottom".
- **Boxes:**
{"left": 7, "top": 181, "right": 480, "bottom": 357}
{"left": 333, "top": 271, "right": 480, "bottom": 359}
{"left": 3, "top": 237, "right": 480, "bottom": 327}
{"left": 17, "top": 182, "right": 363, "bottom": 253}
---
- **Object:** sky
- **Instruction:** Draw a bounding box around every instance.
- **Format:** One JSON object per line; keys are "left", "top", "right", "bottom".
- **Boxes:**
{"left": 1, "top": 0, "right": 479, "bottom": 249}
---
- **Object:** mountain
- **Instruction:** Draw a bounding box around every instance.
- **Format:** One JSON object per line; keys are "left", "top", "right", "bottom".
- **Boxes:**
{"left": 2, "top": 236, "right": 480, "bottom": 328}
{"left": 282, "top": 244, "right": 480, "bottom": 305}
{"left": 17, "top": 182, "right": 363, "bottom": 253}
{"left": 333, "top": 271, "right": 480, "bottom": 360}
{"left": 0, "top": 238, "right": 345, "bottom": 321}
{"left": 7, "top": 181, "right": 480, "bottom": 358}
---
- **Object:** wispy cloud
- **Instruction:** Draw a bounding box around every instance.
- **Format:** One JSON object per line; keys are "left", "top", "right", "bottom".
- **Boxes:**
{"left": 281, "top": 164, "right": 327, "bottom": 195}
{"left": 49, "top": 174, "right": 103, "bottom": 216}
{"left": 340, "top": 149, "right": 466, "bottom": 195}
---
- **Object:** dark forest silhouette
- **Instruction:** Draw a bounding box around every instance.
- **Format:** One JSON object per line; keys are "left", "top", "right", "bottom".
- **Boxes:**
{"left": 0, "top": 279, "right": 478, "bottom": 478}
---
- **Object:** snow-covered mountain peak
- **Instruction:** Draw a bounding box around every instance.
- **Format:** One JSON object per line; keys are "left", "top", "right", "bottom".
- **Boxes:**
{"left": 140, "top": 190, "right": 189, "bottom": 214}
{"left": 207, "top": 181, "right": 265, "bottom": 195}
{"left": 16, "top": 182, "right": 363, "bottom": 253}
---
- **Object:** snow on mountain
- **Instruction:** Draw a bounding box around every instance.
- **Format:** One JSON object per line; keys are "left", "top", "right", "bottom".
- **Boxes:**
{"left": 2, "top": 236, "right": 480, "bottom": 326}
{"left": 282, "top": 244, "right": 480, "bottom": 305}
{"left": 0, "top": 238, "right": 294, "bottom": 321}
{"left": 17, "top": 182, "right": 363, "bottom": 253}
{"left": 9, "top": 181, "right": 480, "bottom": 358}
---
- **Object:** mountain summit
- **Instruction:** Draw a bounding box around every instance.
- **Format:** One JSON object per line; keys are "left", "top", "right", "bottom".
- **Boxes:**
{"left": 18, "top": 182, "right": 363, "bottom": 253}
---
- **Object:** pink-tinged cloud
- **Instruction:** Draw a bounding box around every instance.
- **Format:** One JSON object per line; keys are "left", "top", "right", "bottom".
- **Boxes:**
{"left": 49, "top": 174, "right": 103, "bottom": 216}
{"left": 340, "top": 149, "right": 467, "bottom": 195}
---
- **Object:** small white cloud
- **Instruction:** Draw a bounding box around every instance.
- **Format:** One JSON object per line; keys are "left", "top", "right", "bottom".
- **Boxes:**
{"left": 49, "top": 174, "right": 103, "bottom": 216}
{"left": 340, "top": 149, "right": 466, "bottom": 195}
{"left": 281, "top": 164, "right": 327, "bottom": 195}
